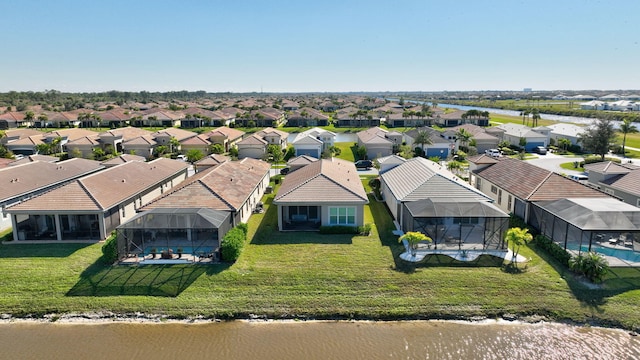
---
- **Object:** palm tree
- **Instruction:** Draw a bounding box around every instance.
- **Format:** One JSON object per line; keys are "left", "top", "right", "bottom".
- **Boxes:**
{"left": 455, "top": 128, "right": 472, "bottom": 152}
{"left": 619, "top": 118, "right": 638, "bottom": 156}
{"left": 505, "top": 227, "right": 532, "bottom": 264}
{"left": 412, "top": 129, "right": 432, "bottom": 157}
{"left": 531, "top": 109, "right": 541, "bottom": 128}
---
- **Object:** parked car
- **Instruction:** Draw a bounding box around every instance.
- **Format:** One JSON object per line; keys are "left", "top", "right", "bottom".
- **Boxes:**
{"left": 280, "top": 167, "right": 290, "bottom": 175}
{"left": 568, "top": 174, "right": 588, "bottom": 182}
{"left": 533, "top": 146, "right": 547, "bottom": 155}
{"left": 485, "top": 149, "right": 501, "bottom": 158}
{"left": 355, "top": 160, "right": 373, "bottom": 169}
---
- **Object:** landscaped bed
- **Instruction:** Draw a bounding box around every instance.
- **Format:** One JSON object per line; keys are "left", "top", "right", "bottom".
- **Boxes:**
{"left": 0, "top": 180, "right": 639, "bottom": 330}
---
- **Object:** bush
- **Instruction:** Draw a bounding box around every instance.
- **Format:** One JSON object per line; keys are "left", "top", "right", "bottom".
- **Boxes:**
{"left": 534, "top": 235, "right": 571, "bottom": 266}
{"left": 357, "top": 223, "right": 372, "bottom": 236}
{"left": 319, "top": 226, "right": 359, "bottom": 234}
{"left": 236, "top": 222, "right": 248, "bottom": 236}
{"left": 101, "top": 233, "right": 118, "bottom": 264}
{"left": 569, "top": 252, "right": 609, "bottom": 283}
{"left": 221, "top": 226, "right": 247, "bottom": 262}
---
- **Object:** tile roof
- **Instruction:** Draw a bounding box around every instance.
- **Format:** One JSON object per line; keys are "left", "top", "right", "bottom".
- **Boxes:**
{"left": 99, "top": 127, "right": 153, "bottom": 141}
{"left": 206, "top": 126, "right": 245, "bottom": 141}
{"left": 7, "top": 158, "right": 187, "bottom": 212}
{"left": 195, "top": 154, "right": 230, "bottom": 166}
{"left": 152, "top": 127, "right": 198, "bottom": 142}
{"left": 475, "top": 157, "right": 608, "bottom": 201}
{"left": 142, "top": 158, "right": 270, "bottom": 211}
{"left": 8, "top": 154, "right": 59, "bottom": 166}
{"left": 274, "top": 158, "right": 368, "bottom": 204}
{"left": 381, "top": 157, "right": 489, "bottom": 202}
{"left": 100, "top": 154, "right": 146, "bottom": 166}
{"left": 287, "top": 155, "right": 319, "bottom": 166}
{"left": 0, "top": 158, "right": 103, "bottom": 202}
{"left": 601, "top": 169, "right": 640, "bottom": 197}
{"left": 584, "top": 161, "right": 639, "bottom": 174}
{"left": 238, "top": 134, "right": 268, "bottom": 145}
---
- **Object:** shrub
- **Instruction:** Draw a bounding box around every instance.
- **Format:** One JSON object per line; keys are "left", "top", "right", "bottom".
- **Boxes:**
{"left": 569, "top": 252, "right": 609, "bottom": 283}
{"left": 319, "top": 226, "right": 359, "bottom": 234}
{"left": 101, "top": 233, "right": 118, "bottom": 264}
{"left": 534, "top": 235, "right": 571, "bottom": 266}
{"left": 358, "top": 223, "right": 372, "bottom": 236}
{"left": 236, "top": 222, "right": 248, "bottom": 236}
{"left": 221, "top": 226, "right": 247, "bottom": 262}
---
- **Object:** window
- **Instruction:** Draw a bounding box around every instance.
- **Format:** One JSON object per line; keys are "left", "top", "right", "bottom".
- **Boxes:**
{"left": 491, "top": 185, "right": 498, "bottom": 194}
{"left": 498, "top": 189, "right": 502, "bottom": 205}
{"left": 329, "top": 207, "right": 356, "bottom": 225}
{"left": 508, "top": 195, "right": 512, "bottom": 211}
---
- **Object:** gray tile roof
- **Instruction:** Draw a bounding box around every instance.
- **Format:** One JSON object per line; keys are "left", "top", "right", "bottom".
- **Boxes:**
{"left": 381, "top": 157, "right": 490, "bottom": 202}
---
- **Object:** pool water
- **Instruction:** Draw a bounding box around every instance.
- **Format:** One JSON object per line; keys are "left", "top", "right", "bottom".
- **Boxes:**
{"left": 569, "top": 244, "right": 640, "bottom": 263}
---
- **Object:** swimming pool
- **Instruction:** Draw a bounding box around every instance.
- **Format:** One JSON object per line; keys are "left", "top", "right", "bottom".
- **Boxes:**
{"left": 568, "top": 244, "right": 640, "bottom": 263}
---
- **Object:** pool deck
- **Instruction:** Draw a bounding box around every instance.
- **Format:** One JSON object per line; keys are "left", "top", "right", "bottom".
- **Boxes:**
{"left": 399, "top": 248, "right": 529, "bottom": 263}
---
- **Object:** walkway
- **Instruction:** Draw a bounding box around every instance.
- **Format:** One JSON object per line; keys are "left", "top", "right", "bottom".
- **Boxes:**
{"left": 399, "top": 248, "right": 529, "bottom": 264}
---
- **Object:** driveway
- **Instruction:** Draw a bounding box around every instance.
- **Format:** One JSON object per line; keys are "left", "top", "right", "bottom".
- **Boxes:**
{"left": 525, "top": 152, "right": 584, "bottom": 175}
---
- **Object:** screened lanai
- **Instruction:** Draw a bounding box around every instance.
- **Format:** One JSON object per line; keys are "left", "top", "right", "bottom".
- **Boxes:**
{"left": 401, "top": 198, "right": 509, "bottom": 250}
{"left": 116, "top": 208, "right": 231, "bottom": 262}
{"left": 529, "top": 198, "right": 640, "bottom": 266}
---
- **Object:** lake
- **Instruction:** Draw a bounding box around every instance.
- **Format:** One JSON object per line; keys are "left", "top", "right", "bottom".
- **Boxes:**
{"left": 1, "top": 320, "right": 637, "bottom": 359}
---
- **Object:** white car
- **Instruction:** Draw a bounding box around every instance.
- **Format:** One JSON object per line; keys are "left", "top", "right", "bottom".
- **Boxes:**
{"left": 485, "top": 149, "right": 501, "bottom": 158}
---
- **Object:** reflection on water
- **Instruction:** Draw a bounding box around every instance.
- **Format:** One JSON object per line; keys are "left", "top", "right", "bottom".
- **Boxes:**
{"left": 0, "top": 320, "right": 638, "bottom": 360}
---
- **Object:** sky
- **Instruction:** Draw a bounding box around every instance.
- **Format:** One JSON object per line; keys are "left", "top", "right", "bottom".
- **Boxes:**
{"left": 1, "top": 0, "right": 639, "bottom": 93}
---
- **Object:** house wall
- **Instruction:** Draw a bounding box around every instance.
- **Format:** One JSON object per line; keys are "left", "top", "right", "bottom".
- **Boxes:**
{"left": 365, "top": 145, "right": 393, "bottom": 160}
{"left": 294, "top": 144, "right": 322, "bottom": 158}
{"left": 473, "top": 174, "right": 513, "bottom": 215}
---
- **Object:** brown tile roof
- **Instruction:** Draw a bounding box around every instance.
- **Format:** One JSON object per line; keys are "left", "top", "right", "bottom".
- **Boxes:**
{"left": 274, "top": 158, "right": 368, "bottom": 204}
{"left": 601, "top": 169, "right": 640, "bottom": 197}
{"left": 142, "top": 158, "right": 270, "bottom": 211}
{"left": 47, "top": 128, "right": 98, "bottom": 142}
{"left": 206, "top": 126, "right": 245, "bottom": 141}
{"left": 584, "top": 161, "right": 640, "bottom": 174}
{"left": 8, "top": 154, "right": 59, "bottom": 166}
{"left": 181, "top": 135, "right": 211, "bottom": 146}
{"left": 467, "top": 154, "right": 499, "bottom": 165}
{"left": 255, "top": 127, "right": 288, "bottom": 138}
{"left": 0, "top": 158, "right": 103, "bottom": 202}
{"left": 195, "top": 154, "right": 230, "bottom": 167}
{"left": 100, "top": 154, "right": 146, "bottom": 166}
{"left": 124, "top": 135, "right": 157, "bottom": 146}
{"left": 238, "top": 134, "right": 268, "bottom": 145}
{"left": 8, "top": 158, "right": 188, "bottom": 212}
{"left": 475, "top": 157, "right": 607, "bottom": 201}
{"left": 99, "top": 126, "right": 153, "bottom": 141}
{"left": 152, "top": 127, "right": 198, "bottom": 142}
{"left": 0, "top": 112, "right": 26, "bottom": 121}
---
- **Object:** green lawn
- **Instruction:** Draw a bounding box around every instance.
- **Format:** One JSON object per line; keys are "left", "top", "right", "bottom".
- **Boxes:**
{"left": 0, "top": 181, "right": 639, "bottom": 329}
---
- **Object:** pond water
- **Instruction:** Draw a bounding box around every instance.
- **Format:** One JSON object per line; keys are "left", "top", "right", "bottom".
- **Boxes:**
{"left": 1, "top": 320, "right": 638, "bottom": 359}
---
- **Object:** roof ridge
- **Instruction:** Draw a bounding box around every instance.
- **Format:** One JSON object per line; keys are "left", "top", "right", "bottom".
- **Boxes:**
{"left": 526, "top": 171, "right": 553, "bottom": 199}
{"left": 198, "top": 179, "right": 236, "bottom": 210}
{"left": 76, "top": 179, "right": 104, "bottom": 210}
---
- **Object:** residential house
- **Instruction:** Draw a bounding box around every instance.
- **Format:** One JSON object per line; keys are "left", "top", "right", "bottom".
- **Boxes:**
{"left": 290, "top": 127, "right": 336, "bottom": 158}
{"left": 584, "top": 161, "right": 640, "bottom": 206}
{"left": 141, "top": 157, "right": 270, "bottom": 225}
{"left": 380, "top": 157, "right": 508, "bottom": 250}
{"left": 286, "top": 108, "right": 330, "bottom": 127}
{"left": 98, "top": 127, "right": 154, "bottom": 154}
{"left": 495, "top": 123, "right": 548, "bottom": 151}
{"left": 580, "top": 100, "right": 608, "bottom": 110}
{"left": 205, "top": 126, "right": 245, "bottom": 152}
{"left": 0, "top": 158, "right": 103, "bottom": 231}
{"left": 383, "top": 110, "right": 432, "bottom": 128}
{"left": 236, "top": 134, "right": 268, "bottom": 159}
{"left": 40, "top": 111, "right": 80, "bottom": 128}
{"left": 0, "top": 112, "right": 29, "bottom": 129}
{"left": 273, "top": 158, "right": 369, "bottom": 231}
{"left": 447, "top": 124, "right": 500, "bottom": 154}
{"left": 8, "top": 154, "right": 59, "bottom": 166}
{"left": 404, "top": 127, "right": 455, "bottom": 159}
{"left": 153, "top": 128, "right": 198, "bottom": 153}
{"left": 547, "top": 123, "right": 585, "bottom": 147}
{"left": 286, "top": 155, "right": 319, "bottom": 172}
{"left": 97, "top": 109, "right": 133, "bottom": 128}
{"left": 134, "top": 110, "right": 183, "bottom": 127}
{"left": 470, "top": 157, "right": 610, "bottom": 222}
{"left": 335, "top": 107, "right": 381, "bottom": 127}
{"left": 194, "top": 154, "right": 230, "bottom": 173}
{"left": 6, "top": 158, "right": 189, "bottom": 242}
{"left": 375, "top": 154, "right": 406, "bottom": 174}
{"left": 356, "top": 127, "right": 402, "bottom": 160}
{"left": 255, "top": 127, "right": 289, "bottom": 149}
{"left": 282, "top": 100, "right": 300, "bottom": 111}
{"left": 122, "top": 135, "right": 157, "bottom": 158}
{"left": 434, "top": 110, "right": 466, "bottom": 127}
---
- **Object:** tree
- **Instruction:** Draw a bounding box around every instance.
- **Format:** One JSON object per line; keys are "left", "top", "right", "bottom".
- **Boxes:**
{"left": 412, "top": 129, "right": 432, "bottom": 157}
{"left": 186, "top": 149, "right": 204, "bottom": 163}
{"left": 455, "top": 128, "right": 472, "bottom": 152}
{"left": 618, "top": 118, "right": 638, "bottom": 156}
{"left": 398, "top": 144, "right": 413, "bottom": 159}
{"left": 446, "top": 160, "right": 463, "bottom": 176}
{"left": 579, "top": 118, "right": 616, "bottom": 161}
{"left": 355, "top": 144, "right": 367, "bottom": 160}
{"left": 557, "top": 138, "right": 572, "bottom": 151}
{"left": 267, "top": 144, "right": 284, "bottom": 165}
{"left": 399, "top": 231, "right": 432, "bottom": 255}
{"left": 169, "top": 136, "right": 181, "bottom": 154}
{"left": 37, "top": 113, "right": 48, "bottom": 129}
{"left": 36, "top": 143, "right": 51, "bottom": 155}
{"left": 209, "top": 144, "right": 224, "bottom": 154}
{"left": 24, "top": 110, "right": 35, "bottom": 124}
{"left": 505, "top": 227, "right": 532, "bottom": 263}
{"left": 531, "top": 109, "right": 541, "bottom": 128}
{"left": 154, "top": 145, "right": 169, "bottom": 157}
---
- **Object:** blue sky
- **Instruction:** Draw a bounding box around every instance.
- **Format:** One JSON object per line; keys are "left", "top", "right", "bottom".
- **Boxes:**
{"left": 1, "top": 0, "right": 639, "bottom": 92}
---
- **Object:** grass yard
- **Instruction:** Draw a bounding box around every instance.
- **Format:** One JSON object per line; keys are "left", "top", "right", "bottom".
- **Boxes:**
{"left": 0, "top": 180, "right": 639, "bottom": 329}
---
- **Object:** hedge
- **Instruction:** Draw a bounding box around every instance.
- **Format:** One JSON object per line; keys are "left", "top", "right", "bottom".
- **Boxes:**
{"left": 534, "top": 234, "right": 571, "bottom": 266}
{"left": 221, "top": 226, "right": 247, "bottom": 262}
{"left": 101, "top": 233, "right": 118, "bottom": 264}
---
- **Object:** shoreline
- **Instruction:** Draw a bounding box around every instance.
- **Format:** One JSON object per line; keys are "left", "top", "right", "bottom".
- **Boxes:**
{"left": 1, "top": 312, "right": 638, "bottom": 334}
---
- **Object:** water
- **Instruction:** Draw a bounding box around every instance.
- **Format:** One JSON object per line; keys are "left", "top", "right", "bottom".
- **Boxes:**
{"left": 0, "top": 320, "right": 638, "bottom": 359}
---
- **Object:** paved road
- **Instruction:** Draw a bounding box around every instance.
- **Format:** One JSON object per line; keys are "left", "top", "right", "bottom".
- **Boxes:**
{"left": 525, "top": 152, "right": 584, "bottom": 175}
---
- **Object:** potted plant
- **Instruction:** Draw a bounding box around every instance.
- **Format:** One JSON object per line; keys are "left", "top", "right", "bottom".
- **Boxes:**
{"left": 177, "top": 247, "right": 183, "bottom": 259}
{"left": 150, "top": 248, "right": 157, "bottom": 259}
